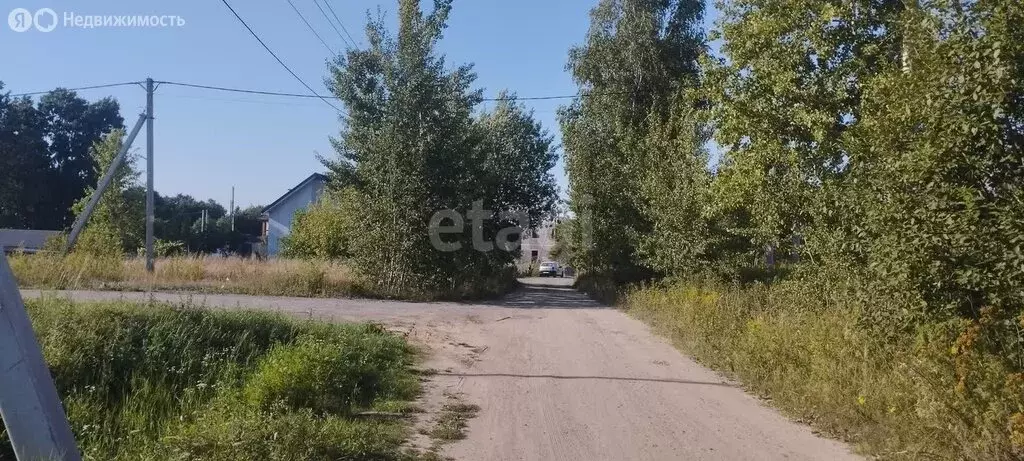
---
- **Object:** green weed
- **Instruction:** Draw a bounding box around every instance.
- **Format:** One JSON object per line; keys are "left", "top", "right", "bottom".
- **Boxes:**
{"left": 627, "top": 280, "right": 1024, "bottom": 460}
{"left": 0, "top": 297, "right": 421, "bottom": 461}
{"left": 428, "top": 400, "right": 480, "bottom": 442}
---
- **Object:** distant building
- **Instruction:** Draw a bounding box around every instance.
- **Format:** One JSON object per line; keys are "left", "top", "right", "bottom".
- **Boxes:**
{"left": 519, "top": 220, "right": 560, "bottom": 271}
{"left": 260, "top": 173, "right": 328, "bottom": 257}
{"left": 0, "top": 229, "right": 62, "bottom": 254}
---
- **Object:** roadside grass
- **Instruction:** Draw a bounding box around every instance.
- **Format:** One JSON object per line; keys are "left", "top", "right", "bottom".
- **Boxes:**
{"left": 626, "top": 280, "right": 1024, "bottom": 461}
{"left": 8, "top": 252, "right": 357, "bottom": 297}
{"left": 0, "top": 297, "right": 422, "bottom": 461}
{"left": 426, "top": 395, "right": 480, "bottom": 442}
{"left": 8, "top": 253, "right": 517, "bottom": 301}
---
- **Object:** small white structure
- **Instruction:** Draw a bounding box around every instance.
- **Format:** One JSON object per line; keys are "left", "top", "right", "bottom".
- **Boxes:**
{"left": 519, "top": 220, "right": 559, "bottom": 272}
{"left": 260, "top": 173, "right": 328, "bottom": 257}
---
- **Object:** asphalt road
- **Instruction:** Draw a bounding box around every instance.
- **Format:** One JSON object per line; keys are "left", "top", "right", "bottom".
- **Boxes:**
{"left": 22, "top": 278, "right": 860, "bottom": 461}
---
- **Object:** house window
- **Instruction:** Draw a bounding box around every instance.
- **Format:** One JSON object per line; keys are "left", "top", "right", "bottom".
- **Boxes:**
{"left": 531, "top": 250, "right": 539, "bottom": 262}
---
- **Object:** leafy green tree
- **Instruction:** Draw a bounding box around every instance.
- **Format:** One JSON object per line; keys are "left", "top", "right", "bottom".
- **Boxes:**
{"left": 474, "top": 93, "right": 559, "bottom": 231}
{"left": 0, "top": 84, "right": 50, "bottom": 228}
{"left": 0, "top": 84, "right": 123, "bottom": 230}
{"left": 706, "top": 0, "right": 905, "bottom": 257}
{"left": 838, "top": 0, "right": 1024, "bottom": 327}
{"left": 548, "top": 219, "right": 575, "bottom": 265}
{"left": 560, "top": 0, "right": 706, "bottom": 283}
{"left": 709, "top": 0, "right": 1023, "bottom": 323}
{"left": 325, "top": 0, "right": 481, "bottom": 295}
{"left": 72, "top": 130, "right": 144, "bottom": 256}
{"left": 38, "top": 89, "right": 124, "bottom": 229}
{"left": 634, "top": 89, "right": 714, "bottom": 277}
{"left": 233, "top": 205, "right": 265, "bottom": 238}
{"left": 324, "top": 0, "right": 558, "bottom": 296}
{"left": 154, "top": 194, "right": 242, "bottom": 253}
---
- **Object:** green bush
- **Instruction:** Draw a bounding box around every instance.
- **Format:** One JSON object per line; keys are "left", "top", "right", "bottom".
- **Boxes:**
{"left": 245, "top": 330, "right": 413, "bottom": 416}
{"left": 0, "top": 298, "right": 420, "bottom": 461}
{"left": 139, "top": 239, "right": 186, "bottom": 257}
{"left": 281, "top": 188, "right": 356, "bottom": 260}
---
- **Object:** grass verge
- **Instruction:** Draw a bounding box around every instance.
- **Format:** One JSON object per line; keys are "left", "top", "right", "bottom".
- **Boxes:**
{"left": 0, "top": 297, "right": 423, "bottom": 461}
{"left": 8, "top": 253, "right": 358, "bottom": 297}
{"left": 8, "top": 253, "right": 518, "bottom": 300}
{"left": 428, "top": 400, "right": 480, "bottom": 442}
{"left": 626, "top": 280, "right": 1024, "bottom": 461}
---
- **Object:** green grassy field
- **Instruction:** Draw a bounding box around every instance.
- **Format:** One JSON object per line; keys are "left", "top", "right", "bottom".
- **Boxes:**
{"left": 0, "top": 297, "right": 425, "bottom": 461}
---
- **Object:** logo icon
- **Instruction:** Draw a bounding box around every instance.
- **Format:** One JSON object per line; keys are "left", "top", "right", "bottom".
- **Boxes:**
{"left": 8, "top": 8, "right": 32, "bottom": 32}
{"left": 33, "top": 8, "right": 57, "bottom": 32}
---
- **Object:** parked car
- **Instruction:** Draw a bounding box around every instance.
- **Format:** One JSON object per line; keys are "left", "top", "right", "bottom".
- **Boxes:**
{"left": 538, "top": 261, "right": 563, "bottom": 277}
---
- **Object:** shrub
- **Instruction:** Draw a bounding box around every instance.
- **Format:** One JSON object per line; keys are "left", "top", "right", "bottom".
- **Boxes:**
{"left": 281, "top": 188, "right": 356, "bottom": 260}
{"left": 0, "top": 298, "right": 420, "bottom": 461}
{"left": 245, "top": 329, "right": 413, "bottom": 416}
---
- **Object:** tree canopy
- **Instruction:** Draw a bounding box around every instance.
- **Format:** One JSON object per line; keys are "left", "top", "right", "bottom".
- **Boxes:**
{"left": 0, "top": 84, "right": 123, "bottom": 230}
{"left": 559, "top": 0, "right": 707, "bottom": 283}
{"left": 320, "top": 0, "right": 559, "bottom": 296}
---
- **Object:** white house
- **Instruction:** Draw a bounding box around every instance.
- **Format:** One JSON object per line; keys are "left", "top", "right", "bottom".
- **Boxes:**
{"left": 519, "top": 220, "right": 560, "bottom": 271}
{"left": 260, "top": 173, "right": 328, "bottom": 257}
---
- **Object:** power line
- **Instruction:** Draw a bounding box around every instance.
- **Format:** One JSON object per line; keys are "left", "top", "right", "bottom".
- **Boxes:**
{"left": 162, "top": 92, "right": 332, "bottom": 108}
{"left": 311, "top": 0, "right": 352, "bottom": 49}
{"left": 9, "top": 81, "right": 144, "bottom": 97}
{"left": 155, "top": 80, "right": 607, "bottom": 102}
{"left": 322, "top": 0, "right": 358, "bottom": 48}
{"left": 156, "top": 81, "right": 323, "bottom": 98}
{"left": 12, "top": 79, "right": 633, "bottom": 107}
{"left": 218, "top": 0, "right": 345, "bottom": 115}
{"left": 286, "top": 0, "right": 337, "bottom": 56}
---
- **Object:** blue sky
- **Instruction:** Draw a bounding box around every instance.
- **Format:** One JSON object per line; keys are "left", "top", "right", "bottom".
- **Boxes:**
{"left": 1, "top": 0, "right": 718, "bottom": 209}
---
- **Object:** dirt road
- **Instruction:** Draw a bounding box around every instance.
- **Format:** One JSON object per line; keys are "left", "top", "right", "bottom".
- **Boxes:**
{"left": 23, "top": 279, "right": 860, "bottom": 461}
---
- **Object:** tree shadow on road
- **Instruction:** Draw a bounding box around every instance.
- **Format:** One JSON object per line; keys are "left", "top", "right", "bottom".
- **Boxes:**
{"left": 475, "top": 281, "right": 610, "bottom": 309}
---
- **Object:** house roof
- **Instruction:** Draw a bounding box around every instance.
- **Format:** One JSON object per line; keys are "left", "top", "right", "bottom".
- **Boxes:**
{"left": 262, "top": 173, "right": 329, "bottom": 214}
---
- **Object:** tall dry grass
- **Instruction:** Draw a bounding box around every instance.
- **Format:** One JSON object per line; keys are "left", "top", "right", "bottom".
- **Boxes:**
{"left": 9, "top": 252, "right": 517, "bottom": 300}
{"left": 8, "top": 253, "right": 357, "bottom": 297}
{"left": 626, "top": 280, "right": 1024, "bottom": 460}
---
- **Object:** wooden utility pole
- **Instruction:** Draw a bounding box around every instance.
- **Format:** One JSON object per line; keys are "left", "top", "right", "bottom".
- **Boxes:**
{"left": 0, "top": 257, "right": 81, "bottom": 461}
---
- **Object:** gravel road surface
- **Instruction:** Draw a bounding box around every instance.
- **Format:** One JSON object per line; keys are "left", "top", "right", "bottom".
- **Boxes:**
{"left": 22, "top": 279, "right": 860, "bottom": 461}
